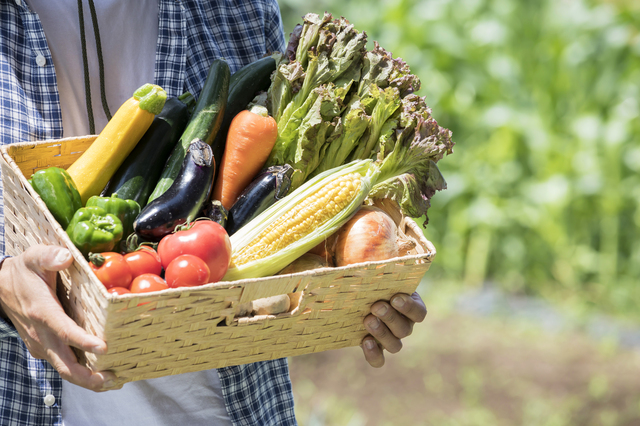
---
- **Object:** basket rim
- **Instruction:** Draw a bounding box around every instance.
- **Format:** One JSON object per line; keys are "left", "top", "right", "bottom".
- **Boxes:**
{"left": 1, "top": 136, "right": 436, "bottom": 305}
{"left": 102, "top": 245, "right": 436, "bottom": 300}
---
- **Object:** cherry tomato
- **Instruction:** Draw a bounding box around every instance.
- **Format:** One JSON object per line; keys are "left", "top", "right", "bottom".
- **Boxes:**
{"left": 124, "top": 246, "right": 163, "bottom": 278}
{"left": 165, "top": 254, "right": 210, "bottom": 288}
{"left": 157, "top": 220, "right": 231, "bottom": 282}
{"left": 108, "top": 286, "right": 131, "bottom": 295}
{"left": 90, "top": 252, "right": 133, "bottom": 290}
{"left": 130, "top": 273, "right": 169, "bottom": 293}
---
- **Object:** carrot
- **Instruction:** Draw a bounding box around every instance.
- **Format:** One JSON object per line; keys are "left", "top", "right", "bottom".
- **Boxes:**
{"left": 212, "top": 105, "right": 278, "bottom": 210}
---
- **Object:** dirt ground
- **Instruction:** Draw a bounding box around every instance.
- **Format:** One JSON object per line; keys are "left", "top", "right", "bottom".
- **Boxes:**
{"left": 289, "top": 311, "right": 640, "bottom": 426}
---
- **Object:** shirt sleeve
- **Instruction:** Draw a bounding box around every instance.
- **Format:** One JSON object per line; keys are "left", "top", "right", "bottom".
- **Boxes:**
{"left": 264, "top": 0, "right": 287, "bottom": 54}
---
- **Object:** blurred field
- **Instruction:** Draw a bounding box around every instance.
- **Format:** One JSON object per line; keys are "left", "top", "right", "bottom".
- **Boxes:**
{"left": 278, "top": 0, "right": 640, "bottom": 424}
{"left": 289, "top": 281, "right": 640, "bottom": 426}
{"left": 279, "top": 0, "right": 640, "bottom": 320}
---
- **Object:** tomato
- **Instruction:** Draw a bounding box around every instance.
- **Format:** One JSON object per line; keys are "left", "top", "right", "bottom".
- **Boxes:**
{"left": 157, "top": 220, "right": 232, "bottom": 282}
{"left": 130, "top": 273, "right": 169, "bottom": 293}
{"left": 165, "top": 254, "right": 210, "bottom": 288}
{"left": 90, "top": 252, "right": 133, "bottom": 290}
{"left": 124, "top": 246, "right": 162, "bottom": 278}
{"left": 108, "top": 286, "right": 131, "bottom": 295}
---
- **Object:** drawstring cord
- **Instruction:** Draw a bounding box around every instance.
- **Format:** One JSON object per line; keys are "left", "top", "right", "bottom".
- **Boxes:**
{"left": 77, "top": 0, "right": 112, "bottom": 134}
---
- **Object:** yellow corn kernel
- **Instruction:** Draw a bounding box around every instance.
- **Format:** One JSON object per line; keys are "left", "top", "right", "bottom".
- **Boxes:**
{"left": 232, "top": 172, "right": 362, "bottom": 266}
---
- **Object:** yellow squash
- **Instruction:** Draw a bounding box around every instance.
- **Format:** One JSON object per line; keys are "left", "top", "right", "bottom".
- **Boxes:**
{"left": 67, "top": 83, "right": 167, "bottom": 205}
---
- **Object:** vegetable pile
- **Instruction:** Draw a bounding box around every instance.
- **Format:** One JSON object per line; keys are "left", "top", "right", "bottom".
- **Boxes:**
{"left": 28, "top": 12, "right": 454, "bottom": 299}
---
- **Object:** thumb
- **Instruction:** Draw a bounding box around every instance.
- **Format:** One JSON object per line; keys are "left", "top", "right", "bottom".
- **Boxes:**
{"left": 23, "top": 245, "right": 74, "bottom": 272}
{"left": 20, "top": 245, "right": 74, "bottom": 286}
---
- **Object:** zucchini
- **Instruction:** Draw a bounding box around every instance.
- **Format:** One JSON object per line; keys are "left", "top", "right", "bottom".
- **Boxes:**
{"left": 66, "top": 84, "right": 167, "bottom": 205}
{"left": 147, "top": 59, "right": 230, "bottom": 203}
{"left": 210, "top": 55, "right": 277, "bottom": 179}
{"left": 101, "top": 92, "right": 195, "bottom": 208}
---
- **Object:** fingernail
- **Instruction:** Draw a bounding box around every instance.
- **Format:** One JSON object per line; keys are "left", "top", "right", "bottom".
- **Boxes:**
{"left": 391, "top": 296, "right": 405, "bottom": 309}
{"left": 54, "top": 249, "right": 72, "bottom": 264}
{"left": 368, "top": 317, "right": 381, "bottom": 330}
{"left": 374, "top": 304, "right": 388, "bottom": 316}
{"left": 103, "top": 379, "right": 115, "bottom": 389}
{"left": 92, "top": 345, "right": 107, "bottom": 355}
{"left": 364, "top": 339, "right": 375, "bottom": 350}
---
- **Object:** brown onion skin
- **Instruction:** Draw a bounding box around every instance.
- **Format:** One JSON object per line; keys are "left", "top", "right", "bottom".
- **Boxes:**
{"left": 307, "top": 236, "right": 337, "bottom": 265}
{"left": 278, "top": 253, "right": 332, "bottom": 274}
{"left": 334, "top": 206, "right": 399, "bottom": 267}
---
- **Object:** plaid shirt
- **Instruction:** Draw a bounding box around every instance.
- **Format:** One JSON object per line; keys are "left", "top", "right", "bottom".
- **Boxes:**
{"left": 0, "top": 1, "right": 297, "bottom": 425}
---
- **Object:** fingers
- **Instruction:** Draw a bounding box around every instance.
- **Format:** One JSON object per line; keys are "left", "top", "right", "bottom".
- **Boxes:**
{"left": 46, "top": 341, "right": 121, "bottom": 392}
{"left": 361, "top": 292, "right": 428, "bottom": 367}
{"left": 1, "top": 245, "right": 116, "bottom": 391}
{"left": 361, "top": 336, "right": 385, "bottom": 368}
{"left": 45, "top": 309, "right": 108, "bottom": 355}
{"left": 366, "top": 292, "right": 427, "bottom": 344}
{"left": 390, "top": 292, "right": 427, "bottom": 324}
{"left": 17, "top": 246, "right": 107, "bottom": 353}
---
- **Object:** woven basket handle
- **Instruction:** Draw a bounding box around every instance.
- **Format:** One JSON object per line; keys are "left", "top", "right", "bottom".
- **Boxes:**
{"left": 226, "top": 276, "right": 306, "bottom": 325}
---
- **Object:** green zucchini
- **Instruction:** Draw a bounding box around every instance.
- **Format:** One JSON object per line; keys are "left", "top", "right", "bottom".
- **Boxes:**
{"left": 101, "top": 92, "right": 195, "bottom": 208}
{"left": 148, "top": 58, "right": 230, "bottom": 203}
{"left": 210, "top": 55, "right": 277, "bottom": 178}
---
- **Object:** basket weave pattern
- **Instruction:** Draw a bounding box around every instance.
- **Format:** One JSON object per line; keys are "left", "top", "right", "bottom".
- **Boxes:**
{"left": 0, "top": 137, "right": 435, "bottom": 384}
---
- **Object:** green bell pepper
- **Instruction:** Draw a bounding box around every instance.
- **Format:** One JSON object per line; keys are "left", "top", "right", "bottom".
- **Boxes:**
{"left": 66, "top": 206, "right": 124, "bottom": 257}
{"left": 29, "top": 167, "right": 82, "bottom": 229}
{"left": 86, "top": 194, "right": 140, "bottom": 238}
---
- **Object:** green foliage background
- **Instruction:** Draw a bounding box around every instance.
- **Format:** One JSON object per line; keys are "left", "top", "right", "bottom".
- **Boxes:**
{"left": 279, "top": 0, "right": 640, "bottom": 321}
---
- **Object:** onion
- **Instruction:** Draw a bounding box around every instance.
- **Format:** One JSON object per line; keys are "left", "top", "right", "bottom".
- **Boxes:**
{"left": 334, "top": 206, "right": 416, "bottom": 267}
{"left": 307, "top": 237, "right": 337, "bottom": 265}
{"left": 277, "top": 253, "right": 332, "bottom": 274}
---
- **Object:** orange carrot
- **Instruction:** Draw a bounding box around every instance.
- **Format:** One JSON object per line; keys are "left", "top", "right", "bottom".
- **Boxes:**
{"left": 212, "top": 105, "right": 278, "bottom": 210}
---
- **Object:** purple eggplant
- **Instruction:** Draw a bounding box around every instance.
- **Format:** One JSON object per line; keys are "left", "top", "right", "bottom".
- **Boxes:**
{"left": 134, "top": 139, "right": 215, "bottom": 241}
{"left": 202, "top": 199, "right": 228, "bottom": 227}
{"left": 225, "top": 164, "right": 294, "bottom": 236}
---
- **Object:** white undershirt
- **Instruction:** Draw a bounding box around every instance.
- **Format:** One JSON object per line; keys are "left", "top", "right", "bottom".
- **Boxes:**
{"left": 27, "top": 0, "right": 157, "bottom": 137}
{"left": 62, "top": 371, "right": 233, "bottom": 426}
{"left": 24, "top": 1, "right": 232, "bottom": 424}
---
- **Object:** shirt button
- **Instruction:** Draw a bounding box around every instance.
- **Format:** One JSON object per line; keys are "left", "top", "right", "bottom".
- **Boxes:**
{"left": 36, "top": 54, "right": 46, "bottom": 67}
{"left": 15, "top": 0, "right": 21, "bottom": 6}
{"left": 44, "top": 394, "right": 56, "bottom": 407}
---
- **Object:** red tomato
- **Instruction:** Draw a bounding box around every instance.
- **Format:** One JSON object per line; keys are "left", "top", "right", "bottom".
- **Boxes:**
{"left": 130, "top": 273, "right": 169, "bottom": 293}
{"left": 157, "top": 220, "right": 232, "bottom": 282}
{"left": 108, "top": 286, "right": 131, "bottom": 295}
{"left": 124, "top": 246, "right": 163, "bottom": 278}
{"left": 165, "top": 254, "right": 210, "bottom": 288}
{"left": 90, "top": 252, "right": 133, "bottom": 290}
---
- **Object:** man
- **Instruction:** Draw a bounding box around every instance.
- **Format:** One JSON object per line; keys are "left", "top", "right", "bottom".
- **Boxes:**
{"left": 0, "top": 1, "right": 426, "bottom": 424}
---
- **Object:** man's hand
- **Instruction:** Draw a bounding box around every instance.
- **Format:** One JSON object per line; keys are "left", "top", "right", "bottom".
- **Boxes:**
{"left": 361, "top": 291, "right": 427, "bottom": 367}
{"left": 0, "top": 245, "right": 120, "bottom": 391}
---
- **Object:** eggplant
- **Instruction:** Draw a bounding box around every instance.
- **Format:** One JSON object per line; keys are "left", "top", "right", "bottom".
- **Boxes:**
{"left": 134, "top": 139, "right": 215, "bottom": 241}
{"left": 202, "top": 199, "right": 228, "bottom": 227}
{"left": 225, "top": 164, "right": 294, "bottom": 236}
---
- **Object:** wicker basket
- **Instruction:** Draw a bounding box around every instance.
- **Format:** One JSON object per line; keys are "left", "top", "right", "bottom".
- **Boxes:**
{"left": 0, "top": 137, "right": 435, "bottom": 384}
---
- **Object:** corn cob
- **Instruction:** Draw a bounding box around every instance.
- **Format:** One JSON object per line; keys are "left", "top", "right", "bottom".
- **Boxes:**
{"left": 233, "top": 172, "right": 362, "bottom": 266}
{"left": 223, "top": 161, "right": 375, "bottom": 281}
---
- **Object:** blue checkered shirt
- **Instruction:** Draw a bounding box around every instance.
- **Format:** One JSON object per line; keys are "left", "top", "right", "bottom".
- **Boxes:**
{"left": 0, "top": 1, "right": 297, "bottom": 425}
